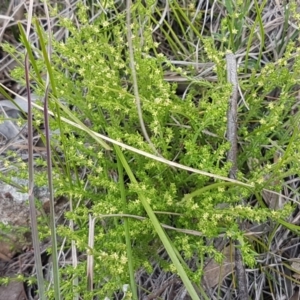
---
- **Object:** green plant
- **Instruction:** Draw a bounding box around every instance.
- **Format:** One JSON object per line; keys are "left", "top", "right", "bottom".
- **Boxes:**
{"left": 1, "top": 0, "right": 300, "bottom": 299}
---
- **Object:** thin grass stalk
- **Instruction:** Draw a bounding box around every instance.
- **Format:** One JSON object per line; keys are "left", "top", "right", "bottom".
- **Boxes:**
{"left": 152, "top": 0, "right": 168, "bottom": 33}
{"left": 33, "top": 19, "right": 76, "bottom": 184}
{"left": 33, "top": 23, "right": 83, "bottom": 298}
{"left": 91, "top": 213, "right": 208, "bottom": 237}
{"left": 43, "top": 87, "right": 61, "bottom": 299}
{"left": 253, "top": 0, "right": 266, "bottom": 69}
{"left": 126, "top": 0, "right": 160, "bottom": 156}
{"left": 170, "top": 1, "right": 205, "bottom": 44}
{"left": 41, "top": 3, "right": 62, "bottom": 297}
{"left": 114, "top": 145, "right": 200, "bottom": 300}
{"left": 279, "top": 6, "right": 294, "bottom": 57}
{"left": 168, "top": 4, "right": 193, "bottom": 53}
{"left": 244, "top": 13, "right": 258, "bottom": 71}
{"left": 17, "top": 24, "right": 43, "bottom": 84}
{"left": 90, "top": 211, "right": 267, "bottom": 238}
{"left": 25, "top": 54, "right": 46, "bottom": 300}
{"left": 165, "top": 237, "right": 209, "bottom": 299}
{"left": 21, "top": 16, "right": 73, "bottom": 299}
{"left": 115, "top": 145, "right": 138, "bottom": 299}
{"left": 151, "top": 9, "right": 189, "bottom": 56}
{"left": 60, "top": 0, "right": 77, "bottom": 186}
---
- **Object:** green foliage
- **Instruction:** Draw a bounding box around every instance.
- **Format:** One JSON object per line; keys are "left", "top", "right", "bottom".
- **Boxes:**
{"left": 2, "top": 0, "right": 300, "bottom": 298}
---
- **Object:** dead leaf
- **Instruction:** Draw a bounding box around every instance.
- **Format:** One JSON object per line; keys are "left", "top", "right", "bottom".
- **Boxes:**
{"left": 203, "top": 246, "right": 235, "bottom": 288}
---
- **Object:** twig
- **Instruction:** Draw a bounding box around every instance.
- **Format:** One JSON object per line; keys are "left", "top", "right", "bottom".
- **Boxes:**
{"left": 226, "top": 51, "right": 248, "bottom": 299}
{"left": 226, "top": 52, "right": 238, "bottom": 179}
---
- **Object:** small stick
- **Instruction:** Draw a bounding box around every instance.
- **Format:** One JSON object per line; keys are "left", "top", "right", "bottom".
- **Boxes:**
{"left": 226, "top": 51, "right": 248, "bottom": 299}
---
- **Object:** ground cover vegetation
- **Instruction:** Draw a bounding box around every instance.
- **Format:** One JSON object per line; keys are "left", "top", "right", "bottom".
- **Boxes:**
{"left": 1, "top": 0, "right": 300, "bottom": 299}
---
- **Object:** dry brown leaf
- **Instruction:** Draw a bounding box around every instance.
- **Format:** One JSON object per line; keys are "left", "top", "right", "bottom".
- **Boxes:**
{"left": 203, "top": 246, "right": 235, "bottom": 288}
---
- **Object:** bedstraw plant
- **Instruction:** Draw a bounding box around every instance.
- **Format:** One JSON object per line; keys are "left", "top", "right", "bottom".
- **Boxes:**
{"left": 2, "top": 1, "right": 300, "bottom": 299}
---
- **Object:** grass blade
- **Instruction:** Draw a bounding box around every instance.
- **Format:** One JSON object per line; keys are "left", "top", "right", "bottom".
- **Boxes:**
{"left": 115, "top": 145, "right": 138, "bottom": 299}
{"left": 25, "top": 53, "right": 46, "bottom": 300}
{"left": 114, "top": 145, "right": 200, "bottom": 300}
{"left": 43, "top": 86, "right": 61, "bottom": 299}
